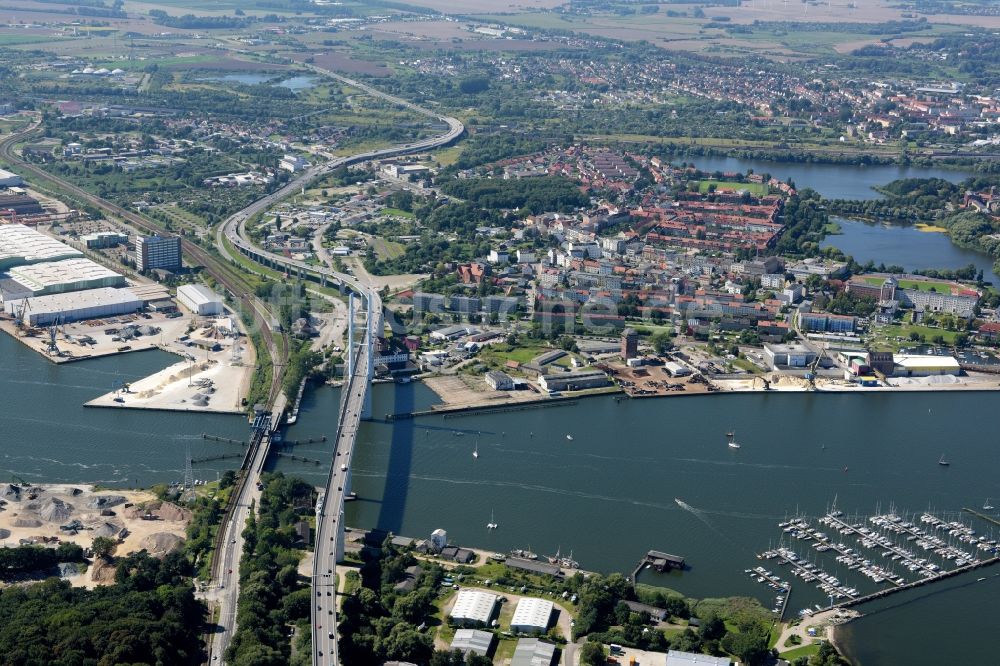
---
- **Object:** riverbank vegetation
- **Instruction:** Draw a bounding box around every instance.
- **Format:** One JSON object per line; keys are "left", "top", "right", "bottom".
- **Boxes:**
{"left": 225, "top": 473, "right": 315, "bottom": 665}
{"left": 339, "top": 536, "right": 443, "bottom": 664}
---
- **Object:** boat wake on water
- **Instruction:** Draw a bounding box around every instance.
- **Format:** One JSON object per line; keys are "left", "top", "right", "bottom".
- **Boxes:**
{"left": 674, "top": 497, "right": 728, "bottom": 538}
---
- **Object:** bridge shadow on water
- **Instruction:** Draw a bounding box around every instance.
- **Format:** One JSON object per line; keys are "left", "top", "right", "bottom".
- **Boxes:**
{"left": 375, "top": 382, "right": 416, "bottom": 534}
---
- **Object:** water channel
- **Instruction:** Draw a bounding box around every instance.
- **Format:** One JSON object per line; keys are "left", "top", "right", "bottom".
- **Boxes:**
{"left": 0, "top": 154, "right": 993, "bottom": 662}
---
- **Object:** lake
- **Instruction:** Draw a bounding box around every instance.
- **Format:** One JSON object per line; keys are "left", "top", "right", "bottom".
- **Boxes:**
{"left": 820, "top": 217, "right": 1000, "bottom": 285}
{"left": 198, "top": 73, "right": 318, "bottom": 92}
{"left": 675, "top": 154, "right": 971, "bottom": 201}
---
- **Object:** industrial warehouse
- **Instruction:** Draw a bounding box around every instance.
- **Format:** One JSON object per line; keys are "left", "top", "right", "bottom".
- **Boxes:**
{"left": 0, "top": 224, "right": 141, "bottom": 325}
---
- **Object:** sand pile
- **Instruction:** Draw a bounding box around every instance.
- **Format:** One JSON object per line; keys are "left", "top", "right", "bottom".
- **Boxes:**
{"left": 1, "top": 485, "right": 22, "bottom": 501}
{"left": 90, "top": 558, "right": 117, "bottom": 584}
{"left": 124, "top": 501, "right": 191, "bottom": 522}
{"left": 93, "top": 521, "right": 124, "bottom": 538}
{"left": 87, "top": 495, "right": 126, "bottom": 510}
{"left": 139, "top": 532, "right": 184, "bottom": 558}
{"left": 34, "top": 498, "right": 74, "bottom": 523}
{"left": 13, "top": 518, "right": 42, "bottom": 528}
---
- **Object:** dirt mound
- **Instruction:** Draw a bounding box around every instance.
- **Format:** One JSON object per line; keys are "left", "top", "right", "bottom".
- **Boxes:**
{"left": 156, "top": 502, "right": 191, "bottom": 522}
{"left": 0, "top": 528, "right": 9, "bottom": 539}
{"left": 36, "top": 498, "right": 74, "bottom": 523}
{"left": 124, "top": 500, "right": 191, "bottom": 522}
{"left": 90, "top": 558, "right": 117, "bottom": 584}
{"left": 93, "top": 521, "right": 124, "bottom": 538}
{"left": 138, "top": 532, "right": 184, "bottom": 558}
{"left": 13, "top": 518, "right": 42, "bottom": 528}
{"left": 87, "top": 495, "right": 126, "bottom": 510}
{"left": 1, "top": 484, "right": 22, "bottom": 500}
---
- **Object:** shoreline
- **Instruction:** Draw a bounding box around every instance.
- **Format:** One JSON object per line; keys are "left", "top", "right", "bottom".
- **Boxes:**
{"left": 389, "top": 373, "right": 1000, "bottom": 419}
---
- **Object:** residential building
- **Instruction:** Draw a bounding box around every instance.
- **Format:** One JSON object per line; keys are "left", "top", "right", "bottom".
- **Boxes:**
{"left": 798, "top": 312, "right": 857, "bottom": 333}
{"left": 413, "top": 292, "right": 446, "bottom": 315}
{"left": 760, "top": 273, "right": 784, "bottom": 290}
{"left": 279, "top": 154, "right": 309, "bottom": 173}
{"left": 449, "top": 589, "right": 499, "bottom": 627}
{"left": 430, "top": 528, "right": 447, "bottom": 553}
{"left": 488, "top": 247, "right": 510, "bottom": 264}
{"left": 136, "top": 235, "right": 181, "bottom": 272}
{"left": 510, "top": 597, "right": 554, "bottom": 633}
{"left": 449, "top": 295, "right": 481, "bottom": 315}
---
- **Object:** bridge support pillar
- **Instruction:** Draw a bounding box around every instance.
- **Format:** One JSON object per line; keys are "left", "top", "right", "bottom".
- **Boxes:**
{"left": 335, "top": 508, "right": 345, "bottom": 562}
{"left": 347, "top": 293, "right": 355, "bottom": 377}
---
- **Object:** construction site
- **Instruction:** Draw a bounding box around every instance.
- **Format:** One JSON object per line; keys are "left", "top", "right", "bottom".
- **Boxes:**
{"left": 0, "top": 483, "right": 192, "bottom": 589}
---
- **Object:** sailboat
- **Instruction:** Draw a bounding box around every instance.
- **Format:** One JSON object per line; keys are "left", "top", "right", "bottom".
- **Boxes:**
{"left": 938, "top": 454, "right": 950, "bottom": 467}
{"left": 984, "top": 498, "right": 994, "bottom": 511}
{"left": 728, "top": 431, "right": 741, "bottom": 449}
{"left": 473, "top": 441, "right": 479, "bottom": 459}
{"left": 487, "top": 510, "right": 498, "bottom": 530}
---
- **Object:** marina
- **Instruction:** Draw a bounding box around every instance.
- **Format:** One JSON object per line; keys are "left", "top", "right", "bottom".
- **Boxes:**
{"left": 756, "top": 507, "right": 1000, "bottom": 619}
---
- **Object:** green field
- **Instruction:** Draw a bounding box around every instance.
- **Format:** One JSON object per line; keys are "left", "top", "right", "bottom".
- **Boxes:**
{"left": 779, "top": 642, "right": 823, "bottom": 660}
{"left": 381, "top": 207, "right": 415, "bottom": 219}
{"left": 697, "top": 179, "right": 768, "bottom": 195}
{"left": 874, "top": 323, "right": 961, "bottom": 348}
{"left": 863, "top": 276, "right": 956, "bottom": 293}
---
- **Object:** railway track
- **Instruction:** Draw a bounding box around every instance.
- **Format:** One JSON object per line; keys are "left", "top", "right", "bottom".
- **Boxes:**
{"left": 0, "top": 122, "right": 287, "bottom": 403}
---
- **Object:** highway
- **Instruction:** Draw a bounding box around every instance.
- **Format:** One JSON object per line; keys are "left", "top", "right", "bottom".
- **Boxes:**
{"left": 210, "top": 66, "right": 462, "bottom": 666}
{"left": 1, "top": 63, "right": 461, "bottom": 666}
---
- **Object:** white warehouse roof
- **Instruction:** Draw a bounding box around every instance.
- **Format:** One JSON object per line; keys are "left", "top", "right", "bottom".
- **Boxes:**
{"left": 0, "top": 224, "right": 82, "bottom": 270}
{"left": 510, "top": 597, "right": 554, "bottom": 631}
{"left": 450, "top": 589, "right": 498, "bottom": 625}
{"left": 8, "top": 258, "right": 125, "bottom": 295}
{"left": 666, "top": 650, "right": 731, "bottom": 666}
{"left": 894, "top": 354, "right": 960, "bottom": 371}
{"left": 450, "top": 629, "right": 494, "bottom": 656}
{"left": 177, "top": 283, "right": 223, "bottom": 306}
{"left": 4, "top": 287, "right": 141, "bottom": 326}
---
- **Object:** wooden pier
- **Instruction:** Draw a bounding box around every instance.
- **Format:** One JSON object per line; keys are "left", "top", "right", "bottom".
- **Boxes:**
{"left": 962, "top": 507, "right": 1000, "bottom": 528}
{"left": 275, "top": 452, "right": 322, "bottom": 465}
{"left": 202, "top": 434, "right": 246, "bottom": 446}
{"left": 192, "top": 453, "right": 244, "bottom": 464}
{"left": 819, "top": 556, "right": 1000, "bottom": 613}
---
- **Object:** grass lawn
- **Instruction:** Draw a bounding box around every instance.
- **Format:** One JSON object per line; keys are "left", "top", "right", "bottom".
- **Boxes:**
{"left": 823, "top": 221, "right": 842, "bottom": 234}
{"left": 482, "top": 345, "right": 553, "bottom": 365}
{"left": 696, "top": 180, "right": 768, "bottom": 196}
{"left": 873, "top": 323, "right": 960, "bottom": 349}
{"left": 731, "top": 357, "right": 761, "bottom": 374}
{"left": 862, "top": 276, "right": 955, "bottom": 293}
{"left": 382, "top": 207, "right": 415, "bottom": 219}
{"left": 780, "top": 642, "right": 822, "bottom": 660}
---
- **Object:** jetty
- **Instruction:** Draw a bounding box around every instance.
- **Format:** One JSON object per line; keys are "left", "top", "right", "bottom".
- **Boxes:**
{"left": 824, "top": 556, "right": 1000, "bottom": 612}
{"left": 631, "top": 550, "right": 685, "bottom": 581}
